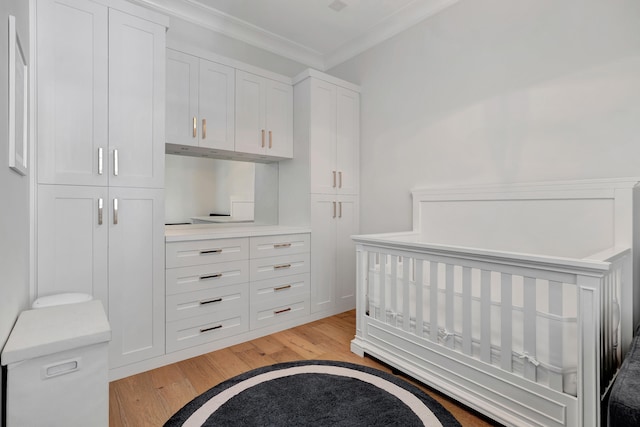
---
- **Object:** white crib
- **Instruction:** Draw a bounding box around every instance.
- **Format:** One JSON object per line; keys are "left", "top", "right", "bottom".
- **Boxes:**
{"left": 351, "top": 179, "right": 640, "bottom": 427}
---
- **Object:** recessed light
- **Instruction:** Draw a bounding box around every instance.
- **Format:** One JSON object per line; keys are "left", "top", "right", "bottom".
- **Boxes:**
{"left": 328, "top": 0, "right": 347, "bottom": 12}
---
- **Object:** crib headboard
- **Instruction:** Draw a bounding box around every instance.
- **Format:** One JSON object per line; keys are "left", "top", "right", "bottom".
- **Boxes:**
{"left": 412, "top": 178, "right": 639, "bottom": 259}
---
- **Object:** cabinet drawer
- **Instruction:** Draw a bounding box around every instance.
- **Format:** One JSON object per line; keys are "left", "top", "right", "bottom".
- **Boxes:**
{"left": 166, "top": 307, "right": 249, "bottom": 353}
{"left": 250, "top": 274, "right": 310, "bottom": 305}
{"left": 166, "top": 283, "right": 248, "bottom": 322}
{"left": 166, "top": 260, "right": 249, "bottom": 295}
{"left": 166, "top": 238, "right": 248, "bottom": 268}
{"left": 250, "top": 295, "right": 309, "bottom": 330}
{"left": 249, "top": 233, "right": 310, "bottom": 259}
{"left": 249, "top": 253, "right": 310, "bottom": 282}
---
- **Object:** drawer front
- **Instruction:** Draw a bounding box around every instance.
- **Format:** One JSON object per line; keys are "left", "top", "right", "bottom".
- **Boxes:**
{"left": 166, "top": 283, "right": 248, "bottom": 322}
{"left": 166, "top": 260, "right": 249, "bottom": 295}
{"left": 249, "top": 253, "right": 310, "bottom": 282}
{"left": 249, "top": 233, "right": 310, "bottom": 259}
{"left": 250, "top": 274, "right": 310, "bottom": 305}
{"left": 166, "top": 238, "right": 249, "bottom": 268}
{"left": 250, "top": 295, "right": 310, "bottom": 330}
{"left": 166, "top": 307, "right": 249, "bottom": 353}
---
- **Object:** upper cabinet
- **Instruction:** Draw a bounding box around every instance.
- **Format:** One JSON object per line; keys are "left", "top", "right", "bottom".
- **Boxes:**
{"left": 308, "top": 79, "right": 359, "bottom": 195}
{"left": 166, "top": 49, "right": 235, "bottom": 151}
{"left": 235, "top": 70, "right": 293, "bottom": 159}
{"left": 37, "top": 0, "right": 164, "bottom": 188}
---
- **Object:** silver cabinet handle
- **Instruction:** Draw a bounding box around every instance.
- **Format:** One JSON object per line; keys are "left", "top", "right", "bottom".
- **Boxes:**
{"left": 274, "top": 284, "right": 291, "bottom": 291}
{"left": 113, "top": 149, "right": 119, "bottom": 176}
{"left": 261, "top": 129, "right": 265, "bottom": 148}
{"left": 98, "top": 198, "right": 103, "bottom": 225}
{"left": 200, "top": 249, "right": 222, "bottom": 255}
{"left": 200, "top": 325, "right": 222, "bottom": 333}
{"left": 199, "top": 273, "right": 222, "bottom": 280}
{"left": 339, "top": 171, "right": 342, "bottom": 188}
{"left": 202, "top": 118, "right": 207, "bottom": 139}
{"left": 199, "top": 297, "right": 222, "bottom": 305}
{"left": 98, "top": 147, "right": 103, "bottom": 175}
{"left": 193, "top": 116, "right": 197, "bottom": 138}
{"left": 274, "top": 307, "right": 291, "bottom": 315}
{"left": 333, "top": 201, "right": 336, "bottom": 218}
{"left": 274, "top": 263, "right": 291, "bottom": 270}
{"left": 339, "top": 201, "right": 342, "bottom": 218}
{"left": 273, "top": 243, "right": 291, "bottom": 249}
{"left": 333, "top": 171, "right": 336, "bottom": 188}
{"left": 269, "top": 130, "right": 272, "bottom": 148}
{"left": 113, "top": 198, "right": 118, "bottom": 225}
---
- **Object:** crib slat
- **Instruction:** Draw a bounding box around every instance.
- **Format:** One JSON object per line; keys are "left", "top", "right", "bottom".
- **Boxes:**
{"left": 368, "top": 252, "right": 377, "bottom": 319}
{"left": 390, "top": 255, "right": 398, "bottom": 327}
{"left": 462, "top": 267, "right": 472, "bottom": 355}
{"left": 402, "top": 257, "right": 411, "bottom": 332}
{"left": 380, "top": 253, "right": 387, "bottom": 322}
{"left": 523, "top": 276, "right": 537, "bottom": 382}
{"left": 501, "top": 273, "right": 513, "bottom": 372}
{"left": 429, "top": 261, "right": 438, "bottom": 343}
{"left": 416, "top": 259, "right": 425, "bottom": 337}
{"left": 446, "top": 264, "right": 455, "bottom": 349}
{"left": 481, "top": 270, "right": 492, "bottom": 363}
{"left": 548, "top": 280, "right": 564, "bottom": 392}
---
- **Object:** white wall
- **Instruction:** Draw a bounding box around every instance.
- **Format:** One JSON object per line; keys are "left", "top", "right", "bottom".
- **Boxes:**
{"left": 165, "top": 155, "right": 255, "bottom": 223}
{"left": 167, "top": 16, "right": 307, "bottom": 77}
{"left": 328, "top": 0, "right": 640, "bottom": 234}
{"left": 0, "top": 0, "right": 31, "bottom": 419}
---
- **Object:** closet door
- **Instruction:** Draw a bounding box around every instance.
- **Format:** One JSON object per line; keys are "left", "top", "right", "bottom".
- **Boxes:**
{"left": 336, "top": 88, "right": 359, "bottom": 195}
{"left": 166, "top": 49, "right": 199, "bottom": 147}
{"left": 235, "top": 70, "right": 266, "bottom": 155}
{"left": 36, "top": 0, "right": 108, "bottom": 186}
{"left": 309, "top": 79, "right": 337, "bottom": 194}
{"left": 108, "top": 187, "right": 165, "bottom": 367}
{"left": 310, "top": 194, "right": 337, "bottom": 313}
{"left": 335, "top": 195, "right": 358, "bottom": 312}
{"left": 199, "top": 59, "right": 235, "bottom": 151}
{"left": 108, "top": 9, "right": 165, "bottom": 189}
{"left": 36, "top": 185, "right": 108, "bottom": 308}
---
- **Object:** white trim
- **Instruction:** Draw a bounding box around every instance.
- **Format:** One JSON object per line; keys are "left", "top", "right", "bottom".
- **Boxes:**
{"left": 292, "top": 68, "right": 361, "bottom": 92}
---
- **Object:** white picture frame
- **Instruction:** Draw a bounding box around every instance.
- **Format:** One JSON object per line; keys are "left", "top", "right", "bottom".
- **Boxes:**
{"left": 8, "top": 15, "right": 28, "bottom": 176}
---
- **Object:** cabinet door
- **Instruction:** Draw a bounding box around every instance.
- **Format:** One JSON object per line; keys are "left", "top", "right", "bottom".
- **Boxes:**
{"left": 265, "top": 80, "right": 293, "bottom": 158}
{"left": 309, "top": 79, "right": 337, "bottom": 194}
{"left": 109, "top": 10, "right": 165, "bottom": 189}
{"left": 199, "top": 59, "right": 235, "bottom": 151}
{"left": 36, "top": 0, "right": 108, "bottom": 186}
{"left": 36, "top": 185, "right": 108, "bottom": 309}
{"left": 166, "top": 49, "right": 199, "bottom": 147}
{"left": 310, "top": 194, "right": 337, "bottom": 313}
{"left": 335, "top": 195, "right": 359, "bottom": 312}
{"left": 235, "top": 70, "right": 266, "bottom": 155}
{"left": 108, "top": 187, "right": 165, "bottom": 367}
{"left": 336, "top": 88, "right": 360, "bottom": 195}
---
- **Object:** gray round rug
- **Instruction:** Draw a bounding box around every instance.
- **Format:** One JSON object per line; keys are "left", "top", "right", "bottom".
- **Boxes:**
{"left": 164, "top": 360, "right": 462, "bottom": 426}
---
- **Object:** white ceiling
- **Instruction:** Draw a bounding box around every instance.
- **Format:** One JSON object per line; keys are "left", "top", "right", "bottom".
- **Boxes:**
{"left": 136, "top": 0, "right": 460, "bottom": 70}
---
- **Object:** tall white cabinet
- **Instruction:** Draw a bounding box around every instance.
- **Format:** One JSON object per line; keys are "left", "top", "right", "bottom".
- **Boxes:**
{"left": 280, "top": 70, "right": 360, "bottom": 315}
{"left": 35, "top": 0, "right": 168, "bottom": 369}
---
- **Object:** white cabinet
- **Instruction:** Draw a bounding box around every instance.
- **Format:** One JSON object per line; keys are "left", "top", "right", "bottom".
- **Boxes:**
{"left": 310, "top": 195, "right": 358, "bottom": 313}
{"left": 166, "top": 49, "right": 235, "bottom": 151}
{"left": 34, "top": 0, "right": 168, "bottom": 369}
{"left": 309, "top": 79, "right": 359, "bottom": 195}
{"left": 235, "top": 70, "right": 293, "bottom": 159}
{"left": 280, "top": 70, "right": 361, "bottom": 317}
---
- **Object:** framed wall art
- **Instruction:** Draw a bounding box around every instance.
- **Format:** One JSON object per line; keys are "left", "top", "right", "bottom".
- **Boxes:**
{"left": 8, "top": 14, "right": 28, "bottom": 176}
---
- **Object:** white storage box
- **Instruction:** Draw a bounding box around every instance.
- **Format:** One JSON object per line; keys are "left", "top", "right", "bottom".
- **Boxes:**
{"left": 1, "top": 300, "right": 111, "bottom": 427}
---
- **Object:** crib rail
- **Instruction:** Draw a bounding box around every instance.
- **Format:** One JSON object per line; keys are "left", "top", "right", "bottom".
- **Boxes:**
{"left": 352, "top": 234, "right": 630, "bottom": 423}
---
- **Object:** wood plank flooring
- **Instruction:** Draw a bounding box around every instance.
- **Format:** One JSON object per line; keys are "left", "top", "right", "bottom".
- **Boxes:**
{"left": 109, "top": 310, "right": 498, "bottom": 426}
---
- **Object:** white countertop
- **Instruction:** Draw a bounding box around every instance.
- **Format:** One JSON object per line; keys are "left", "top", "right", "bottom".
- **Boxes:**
{"left": 165, "top": 223, "right": 311, "bottom": 242}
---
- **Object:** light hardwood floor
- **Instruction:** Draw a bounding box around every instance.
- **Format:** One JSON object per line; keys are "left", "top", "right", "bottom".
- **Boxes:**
{"left": 109, "top": 310, "right": 498, "bottom": 426}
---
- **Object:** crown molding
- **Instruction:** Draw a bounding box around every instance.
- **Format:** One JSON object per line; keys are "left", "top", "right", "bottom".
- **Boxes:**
{"left": 132, "top": 0, "right": 460, "bottom": 71}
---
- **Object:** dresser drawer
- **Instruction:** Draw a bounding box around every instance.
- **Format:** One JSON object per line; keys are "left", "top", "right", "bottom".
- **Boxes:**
{"left": 249, "top": 253, "right": 310, "bottom": 282}
{"left": 250, "top": 294, "right": 310, "bottom": 330}
{"left": 166, "top": 307, "right": 249, "bottom": 353}
{"left": 166, "top": 260, "right": 249, "bottom": 295}
{"left": 166, "top": 238, "right": 248, "bottom": 268}
{"left": 166, "top": 283, "right": 248, "bottom": 322}
{"left": 249, "top": 233, "right": 310, "bottom": 259}
{"left": 250, "top": 274, "right": 310, "bottom": 305}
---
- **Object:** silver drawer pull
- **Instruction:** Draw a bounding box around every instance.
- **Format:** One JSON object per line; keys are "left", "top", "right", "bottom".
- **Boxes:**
{"left": 274, "top": 284, "right": 291, "bottom": 292}
{"left": 273, "top": 243, "right": 291, "bottom": 249}
{"left": 200, "top": 273, "right": 222, "bottom": 280}
{"left": 200, "top": 297, "right": 222, "bottom": 305}
{"left": 274, "top": 307, "right": 291, "bottom": 315}
{"left": 200, "top": 249, "right": 222, "bottom": 255}
{"left": 274, "top": 264, "right": 291, "bottom": 270}
{"left": 200, "top": 325, "right": 222, "bottom": 333}
{"left": 98, "top": 198, "right": 103, "bottom": 225}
